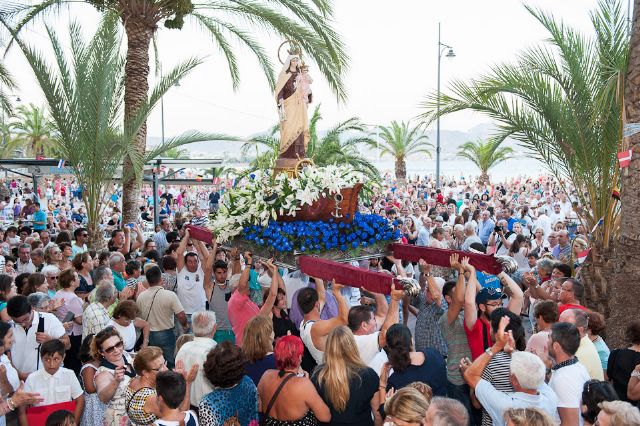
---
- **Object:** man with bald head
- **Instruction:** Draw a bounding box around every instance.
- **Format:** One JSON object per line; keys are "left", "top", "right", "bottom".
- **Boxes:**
{"left": 559, "top": 308, "right": 604, "bottom": 380}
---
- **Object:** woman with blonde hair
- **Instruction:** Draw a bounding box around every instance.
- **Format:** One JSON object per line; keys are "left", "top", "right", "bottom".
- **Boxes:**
{"left": 383, "top": 387, "right": 429, "bottom": 426}
{"left": 244, "top": 315, "right": 276, "bottom": 385}
{"left": 596, "top": 400, "right": 640, "bottom": 426}
{"left": 503, "top": 407, "right": 556, "bottom": 426}
{"left": 311, "top": 326, "right": 379, "bottom": 426}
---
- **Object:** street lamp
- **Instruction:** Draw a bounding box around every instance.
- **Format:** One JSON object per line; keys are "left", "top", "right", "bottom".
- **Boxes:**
{"left": 436, "top": 22, "right": 455, "bottom": 190}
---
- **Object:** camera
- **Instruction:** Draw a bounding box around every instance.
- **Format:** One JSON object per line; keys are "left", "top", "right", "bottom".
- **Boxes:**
{"left": 494, "top": 225, "right": 503, "bottom": 233}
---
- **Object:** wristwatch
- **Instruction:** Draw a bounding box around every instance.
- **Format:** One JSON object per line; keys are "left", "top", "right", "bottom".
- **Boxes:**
{"left": 485, "top": 347, "right": 496, "bottom": 357}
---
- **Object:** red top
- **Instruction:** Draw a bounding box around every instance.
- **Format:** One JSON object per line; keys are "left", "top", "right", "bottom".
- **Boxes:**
{"left": 558, "top": 303, "right": 588, "bottom": 316}
{"left": 464, "top": 316, "right": 492, "bottom": 360}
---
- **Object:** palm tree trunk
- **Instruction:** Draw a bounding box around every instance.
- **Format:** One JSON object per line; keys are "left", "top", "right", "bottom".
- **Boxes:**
{"left": 121, "top": 16, "right": 154, "bottom": 225}
{"left": 479, "top": 171, "right": 490, "bottom": 185}
{"left": 395, "top": 158, "right": 407, "bottom": 187}
{"left": 608, "top": 0, "right": 640, "bottom": 348}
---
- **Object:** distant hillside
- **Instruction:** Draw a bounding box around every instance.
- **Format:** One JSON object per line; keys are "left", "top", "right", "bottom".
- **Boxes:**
{"left": 147, "top": 122, "right": 524, "bottom": 160}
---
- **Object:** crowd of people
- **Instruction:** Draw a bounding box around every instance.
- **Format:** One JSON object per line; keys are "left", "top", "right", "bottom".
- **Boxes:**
{"left": 0, "top": 173, "right": 638, "bottom": 426}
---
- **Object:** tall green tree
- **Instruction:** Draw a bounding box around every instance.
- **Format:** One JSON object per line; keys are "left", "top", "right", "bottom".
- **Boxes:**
{"left": 11, "top": 15, "right": 232, "bottom": 246}
{"left": 457, "top": 138, "right": 514, "bottom": 184}
{"left": 241, "top": 105, "right": 380, "bottom": 181}
{"left": 420, "top": 0, "right": 628, "bottom": 324}
{"left": 369, "top": 121, "right": 432, "bottom": 187}
{"left": 4, "top": 0, "right": 348, "bottom": 224}
{"left": 9, "top": 104, "right": 55, "bottom": 157}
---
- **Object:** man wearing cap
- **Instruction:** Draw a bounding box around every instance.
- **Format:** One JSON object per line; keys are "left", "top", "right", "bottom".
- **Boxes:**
{"left": 463, "top": 261, "right": 524, "bottom": 360}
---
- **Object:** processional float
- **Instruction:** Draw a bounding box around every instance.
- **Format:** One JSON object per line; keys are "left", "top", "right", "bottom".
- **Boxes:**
{"left": 186, "top": 42, "right": 515, "bottom": 295}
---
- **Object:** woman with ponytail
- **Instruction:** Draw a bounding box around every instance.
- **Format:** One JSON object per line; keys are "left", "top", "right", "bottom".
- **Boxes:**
{"left": 257, "top": 335, "right": 330, "bottom": 425}
{"left": 383, "top": 324, "right": 448, "bottom": 397}
{"left": 312, "top": 326, "right": 379, "bottom": 425}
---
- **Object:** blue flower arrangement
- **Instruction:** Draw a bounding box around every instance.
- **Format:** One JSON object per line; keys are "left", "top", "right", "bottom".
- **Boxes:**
{"left": 242, "top": 212, "right": 400, "bottom": 254}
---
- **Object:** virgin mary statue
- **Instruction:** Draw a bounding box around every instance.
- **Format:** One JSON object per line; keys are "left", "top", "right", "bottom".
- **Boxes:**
{"left": 274, "top": 54, "right": 312, "bottom": 167}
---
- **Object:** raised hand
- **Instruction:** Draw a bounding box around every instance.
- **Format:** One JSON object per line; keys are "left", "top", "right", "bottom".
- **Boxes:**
{"left": 495, "top": 316, "right": 511, "bottom": 350}
{"left": 460, "top": 256, "right": 474, "bottom": 273}
{"left": 331, "top": 279, "right": 345, "bottom": 292}
{"left": 390, "top": 283, "right": 404, "bottom": 301}
{"left": 449, "top": 253, "right": 461, "bottom": 270}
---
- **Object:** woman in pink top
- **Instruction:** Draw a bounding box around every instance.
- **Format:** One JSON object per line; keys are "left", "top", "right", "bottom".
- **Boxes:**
{"left": 228, "top": 256, "right": 281, "bottom": 346}
{"left": 54, "top": 268, "right": 84, "bottom": 375}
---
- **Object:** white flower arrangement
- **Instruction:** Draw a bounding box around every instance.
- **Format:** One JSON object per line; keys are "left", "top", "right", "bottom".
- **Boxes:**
{"left": 211, "top": 165, "right": 365, "bottom": 242}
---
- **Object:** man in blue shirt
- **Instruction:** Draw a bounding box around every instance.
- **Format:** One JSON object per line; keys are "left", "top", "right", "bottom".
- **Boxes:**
{"left": 477, "top": 210, "right": 495, "bottom": 246}
{"left": 32, "top": 202, "right": 47, "bottom": 232}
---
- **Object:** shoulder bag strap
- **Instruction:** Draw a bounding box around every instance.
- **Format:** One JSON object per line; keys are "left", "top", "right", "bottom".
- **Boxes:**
{"left": 145, "top": 288, "right": 162, "bottom": 321}
{"left": 263, "top": 373, "right": 296, "bottom": 421}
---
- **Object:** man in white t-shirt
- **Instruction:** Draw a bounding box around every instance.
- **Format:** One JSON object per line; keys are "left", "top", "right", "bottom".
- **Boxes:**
{"left": 175, "top": 229, "right": 210, "bottom": 333}
{"left": 548, "top": 322, "right": 590, "bottom": 426}
{"left": 349, "top": 284, "right": 404, "bottom": 365}
{"left": 7, "top": 295, "right": 69, "bottom": 380}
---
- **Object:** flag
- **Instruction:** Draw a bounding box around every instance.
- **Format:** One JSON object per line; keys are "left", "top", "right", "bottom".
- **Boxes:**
{"left": 57, "top": 159, "right": 65, "bottom": 169}
{"left": 612, "top": 187, "right": 620, "bottom": 201}
{"left": 591, "top": 217, "right": 604, "bottom": 234}
{"left": 577, "top": 248, "right": 591, "bottom": 264}
{"left": 618, "top": 149, "right": 633, "bottom": 168}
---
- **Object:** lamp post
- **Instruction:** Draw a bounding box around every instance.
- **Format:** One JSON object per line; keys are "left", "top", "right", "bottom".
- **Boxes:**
{"left": 436, "top": 22, "right": 455, "bottom": 190}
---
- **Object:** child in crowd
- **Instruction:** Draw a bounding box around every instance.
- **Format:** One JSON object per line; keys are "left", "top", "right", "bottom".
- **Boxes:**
{"left": 154, "top": 371, "right": 199, "bottom": 426}
{"left": 78, "top": 334, "right": 106, "bottom": 426}
{"left": 19, "top": 339, "right": 84, "bottom": 426}
{"left": 45, "top": 410, "right": 76, "bottom": 426}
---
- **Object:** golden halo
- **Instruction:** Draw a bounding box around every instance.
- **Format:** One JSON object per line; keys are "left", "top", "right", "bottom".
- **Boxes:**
{"left": 293, "top": 158, "right": 315, "bottom": 177}
{"left": 278, "top": 40, "right": 303, "bottom": 64}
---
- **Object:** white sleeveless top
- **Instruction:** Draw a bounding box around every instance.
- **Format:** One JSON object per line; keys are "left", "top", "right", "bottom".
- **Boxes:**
{"left": 300, "top": 320, "right": 324, "bottom": 364}
{"left": 109, "top": 320, "right": 136, "bottom": 353}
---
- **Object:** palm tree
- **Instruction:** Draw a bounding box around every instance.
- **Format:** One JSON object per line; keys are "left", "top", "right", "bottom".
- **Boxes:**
{"left": 0, "top": 56, "right": 17, "bottom": 114}
{"left": 370, "top": 121, "right": 432, "bottom": 187}
{"left": 12, "top": 15, "right": 234, "bottom": 246}
{"left": 163, "top": 147, "right": 190, "bottom": 159}
{"left": 0, "top": 122, "right": 23, "bottom": 158}
{"left": 241, "top": 105, "right": 380, "bottom": 181}
{"left": 457, "top": 138, "right": 514, "bottom": 184}
{"left": 613, "top": 0, "right": 640, "bottom": 347}
{"left": 3, "top": 0, "right": 348, "bottom": 224}
{"left": 10, "top": 104, "right": 55, "bottom": 157}
{"left": 420, "top": 0, "right": 628, "bottom": 332}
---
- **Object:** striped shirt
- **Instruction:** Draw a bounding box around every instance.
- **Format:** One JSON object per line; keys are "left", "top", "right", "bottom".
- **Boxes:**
{"left": 481, "top": 351, "right": 514, "bottom": 426}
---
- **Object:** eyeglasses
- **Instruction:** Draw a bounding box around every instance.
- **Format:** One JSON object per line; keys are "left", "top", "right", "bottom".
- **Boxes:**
{"left": 101, "top": 340, "right": 124, "bottom": 354}
{"left": 50, "top": 276, "right": 59, "bottom": 280}
{"left": 150, "top": 360, "right": 167, "bottom": 372}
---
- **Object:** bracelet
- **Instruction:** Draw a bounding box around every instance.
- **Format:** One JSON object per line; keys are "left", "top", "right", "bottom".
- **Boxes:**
{"left": 7, "top": 397, "right": 16, "bottom": 411}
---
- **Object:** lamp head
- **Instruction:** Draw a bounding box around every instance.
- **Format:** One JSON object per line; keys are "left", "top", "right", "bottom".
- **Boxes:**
{"left": 446, "top": 48, "right": 456, "bottom": 58}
